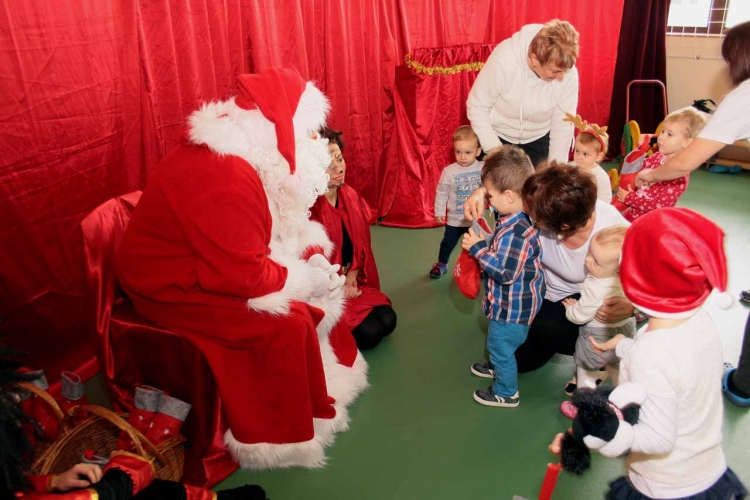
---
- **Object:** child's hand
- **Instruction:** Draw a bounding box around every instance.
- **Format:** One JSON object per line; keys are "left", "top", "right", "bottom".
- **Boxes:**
{"left": 548, "top": 432, "right": 566, "bottom": 457}
{"left": 562, "top": 298, "right": 578, "bottom": 308}
{"left": 343, "top": 282, "right": 362, "bottom": 299}
{"left": 461, "top": 228, "right": 484, "bottom": 250}
{"left": 590, "top": 333, "right": 625, "bottom": 353}
{"left": 435, "top": 216, "right": 446, "bottom": 224}
{"left": 616, "top": 185, "right": 632, "bottom": 203}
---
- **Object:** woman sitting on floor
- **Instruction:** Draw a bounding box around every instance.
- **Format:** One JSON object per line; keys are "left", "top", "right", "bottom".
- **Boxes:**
{"left": 309, "top": 127, "right": 397, "bottom": 350}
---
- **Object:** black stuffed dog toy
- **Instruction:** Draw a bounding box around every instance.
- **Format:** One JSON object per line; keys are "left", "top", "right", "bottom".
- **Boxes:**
{"left": 560, "top": 382, "right": 648, "bottom": 474}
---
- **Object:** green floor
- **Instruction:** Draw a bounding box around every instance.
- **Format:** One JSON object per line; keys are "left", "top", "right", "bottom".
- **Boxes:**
{"left": 218, "top": 166, "right": 750, "bottom": 499}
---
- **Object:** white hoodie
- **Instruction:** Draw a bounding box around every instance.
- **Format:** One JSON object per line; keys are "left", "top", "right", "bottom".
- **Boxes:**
{"left": 466, "top": 24, "right": 578, "bottom": 164}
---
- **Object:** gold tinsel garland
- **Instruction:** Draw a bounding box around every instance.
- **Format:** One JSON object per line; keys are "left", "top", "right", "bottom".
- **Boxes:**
{"left": 404, "top": 54, "right": 485, "bottom": 75}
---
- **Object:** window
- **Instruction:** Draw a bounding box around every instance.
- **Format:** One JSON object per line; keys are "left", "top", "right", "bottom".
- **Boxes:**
{"left": 668, "top": 0, "right": 750, "bottom": 36}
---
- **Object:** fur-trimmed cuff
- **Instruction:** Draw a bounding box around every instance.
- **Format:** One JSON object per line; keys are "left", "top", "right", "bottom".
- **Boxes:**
{"left": 295, "top": 221, "right": 333, "bottom": 260}
{"left": 246, "top": 258, "right": 316, "bottom": 315}
{"left": 224, "top": 429, "right": 327, "bottom": 470}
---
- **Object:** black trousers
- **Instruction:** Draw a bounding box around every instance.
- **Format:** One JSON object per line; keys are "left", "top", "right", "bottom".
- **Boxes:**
{"left": 437, "top": 224, "right": 470, "bottom": 264}
{"left": 499, "top": 132, "right": 551, "bottom": 168}
{"left": 514, "top": 295, "right": 580, "bottom": 373}
{"left": 352, "top": 305, "right": 397, "bottom": 350}
{"left": 733, "top": 312, "right": 750, "bottom": 393}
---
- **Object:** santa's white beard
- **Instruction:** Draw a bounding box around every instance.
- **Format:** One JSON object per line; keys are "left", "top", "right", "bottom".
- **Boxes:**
{"left": 247, "top": 136, "right": 331, "bottom": 242}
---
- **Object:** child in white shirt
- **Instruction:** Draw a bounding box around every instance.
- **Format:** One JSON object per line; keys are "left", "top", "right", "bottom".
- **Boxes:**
{"left": 431, "top": 125, "right": 483, "bottom": 279}
{"left": 566, "top": 113, "right": 612, "bottom": 203}
{"left": 553, "top": 207, "right": 747, "bottom": 500}
{"left": 562, "top": 225, "right": 634, "bottom": 396}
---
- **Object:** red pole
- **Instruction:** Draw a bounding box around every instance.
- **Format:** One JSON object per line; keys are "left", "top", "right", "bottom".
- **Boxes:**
{"left": 538, "top": 463, "right": 562, "bottom": 500}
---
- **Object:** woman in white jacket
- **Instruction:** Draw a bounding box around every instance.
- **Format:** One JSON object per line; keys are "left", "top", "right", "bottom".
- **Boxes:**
{"left": 466, "top": 20, "right": 579, "bottom": 166}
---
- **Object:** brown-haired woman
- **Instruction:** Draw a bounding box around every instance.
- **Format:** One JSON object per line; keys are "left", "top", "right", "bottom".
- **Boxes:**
{"left": 635, "top": 20, "right": 750, "bottom": 408}
{"left": 465, "top": 163, "right": 633, "bottom": 381}
{"left": 466, "top": 19, "right": 579, "bottom": 167}
{"left": 310, "top": 127, "right": 397, "bottom": 351}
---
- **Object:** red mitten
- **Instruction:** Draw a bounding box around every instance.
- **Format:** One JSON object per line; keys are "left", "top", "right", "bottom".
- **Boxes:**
{"left": 117, "top": 385, "right": 163, "bottom": 451}
{"left": 454, "top": 217, "right": 492, "bottom": 299}
{"left": 144, "top": 394, "right": 191, "bottom": 446}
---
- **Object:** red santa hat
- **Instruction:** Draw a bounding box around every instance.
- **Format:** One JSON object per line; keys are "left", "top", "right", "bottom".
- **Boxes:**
{"left": 235, "top": 66, "right": 307, "bottom": 177}
{"left": 620, "top": 207, "right": 732, "bottom": 320}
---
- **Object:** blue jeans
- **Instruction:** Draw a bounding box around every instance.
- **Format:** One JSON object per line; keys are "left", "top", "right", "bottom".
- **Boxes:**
{"left": 488, "top": 320, "right": 530, "bottom": 397}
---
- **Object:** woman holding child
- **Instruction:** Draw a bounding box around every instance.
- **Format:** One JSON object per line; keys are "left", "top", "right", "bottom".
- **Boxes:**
{"left": 635, "top": 20, "right": 750, "bottom": 409}
{"left": 309, "top": 127, "right": 397, "bottom": 351}
{"left": 464, "top": 161, "right": 633, "bottom": 375}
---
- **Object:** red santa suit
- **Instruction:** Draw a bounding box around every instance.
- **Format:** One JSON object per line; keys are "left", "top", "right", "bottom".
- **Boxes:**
{"left": 622, "top": 152, "right": 689, "bottom": 222}
{"left": 116, "top": 67, "right": 365, "bottom": 470}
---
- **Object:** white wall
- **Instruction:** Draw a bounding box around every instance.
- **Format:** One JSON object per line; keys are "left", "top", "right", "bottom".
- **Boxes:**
{"left": 666, "top": 36, "right": 733, "bottom": 112}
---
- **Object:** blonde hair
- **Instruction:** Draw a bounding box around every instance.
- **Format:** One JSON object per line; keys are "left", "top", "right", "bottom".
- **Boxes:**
{"left": 576, "top": 131, "right": 608, "bottom": 154}
{"left": 663, "top": 107, "right": 707, "bottom": 139}
{"left": 593, "top": 225, "right": 628, "bottom": 250}
{"left": 453, "top": 125, "right": 479, "bottom": 146}
{"left": 529, "top": 20, "right": 580, "bottom": 70}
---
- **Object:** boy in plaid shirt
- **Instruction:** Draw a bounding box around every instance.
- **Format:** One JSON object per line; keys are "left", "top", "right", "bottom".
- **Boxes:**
{"left": 461, "top": 146, "right": 545, "bottom": 407}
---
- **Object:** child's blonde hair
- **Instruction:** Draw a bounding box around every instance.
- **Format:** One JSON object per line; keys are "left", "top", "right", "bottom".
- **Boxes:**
{"left": 453, "top": 125, "right": 479, "bottom": 146}
{"left": 576, "top": 131, "right": 609, "bottom": 154}
{"left": 481, "top": 145, "right": 534, "bottom": 195}
{"left": 593, "top": 225, "right": 628, "bottom": 251}
{"left": 663, "top": 107, "right": 708, "bottom": 139}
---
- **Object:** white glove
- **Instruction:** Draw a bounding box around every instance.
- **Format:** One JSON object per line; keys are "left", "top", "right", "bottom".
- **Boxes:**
{"left": 307, "top": 254, "right": 346, "bottom": 300}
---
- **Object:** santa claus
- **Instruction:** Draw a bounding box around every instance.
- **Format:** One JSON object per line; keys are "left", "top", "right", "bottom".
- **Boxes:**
{"left": 116, "top": 66, "right": 368, "bottom": 470}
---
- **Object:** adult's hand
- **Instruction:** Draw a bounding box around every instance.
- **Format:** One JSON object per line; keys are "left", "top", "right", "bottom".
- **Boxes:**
{"left": 308, "top": 254, "right": 345, "bottom": 300}
{"left": 594, "top": 296, "right": 634, "bottom": 324}
{"left": 635, "top": 168, "right": 656, "bottom": 188}
{"left": 462, "top": 186, "right": 487, "bottom": 221}
{"left": 51, "top": 464, "right": 103, "bottom": 492}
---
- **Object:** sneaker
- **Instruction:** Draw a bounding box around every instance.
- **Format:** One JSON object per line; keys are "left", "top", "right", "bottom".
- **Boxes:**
{"left": 470, "top": 362, "right": 494, "bottom": 379}
{"left": 560, "top": 401, "right": 578, "bottom": 419}
{"left": 429, "top": 262, "right": 447, "bottom": 279}
{"left": 564, "top": 375, "right": 577, "bottom": 397}
{"left": 595, "top": 369, "right": 608, "bottom": 386}
{"left": 740, "top": 290, "right": 750, "bottom": 305}
{"left": 473, "top": 387, "right": 519, "bottom": 407}
{"left": 722, "top": 363, "right": 750, "bottom": 408}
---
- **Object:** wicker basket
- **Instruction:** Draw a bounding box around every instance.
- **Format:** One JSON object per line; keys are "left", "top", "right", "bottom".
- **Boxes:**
{"left": 19, "top": 381, "right": 65, "bottom": 462}
{"left": 33, "top": 405, "right": 185, "bottom": 482}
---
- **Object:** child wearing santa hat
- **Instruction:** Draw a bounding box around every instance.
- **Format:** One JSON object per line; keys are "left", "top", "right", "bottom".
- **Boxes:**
{"left": 581, "top": 207, "right": 746, "bottom": 499}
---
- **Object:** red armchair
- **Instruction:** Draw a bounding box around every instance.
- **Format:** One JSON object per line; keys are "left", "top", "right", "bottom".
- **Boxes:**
{"left": 80, "top": 191, "right": 237, "bottom": 486}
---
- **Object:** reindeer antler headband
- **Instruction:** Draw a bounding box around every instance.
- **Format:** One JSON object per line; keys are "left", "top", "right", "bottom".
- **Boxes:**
{"left": 564, "top": 113, "right": 609, "bottom": 152}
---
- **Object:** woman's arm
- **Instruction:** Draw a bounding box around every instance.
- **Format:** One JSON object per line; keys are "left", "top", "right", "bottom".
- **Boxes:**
{"left": 637, "top": 138, "right": 725, "bottom": 185}
{"left": 462, "top": 186, "right": 487, "bottom": 221}
{"left": 548, "top": 69, "right": 579, "bottom": 163}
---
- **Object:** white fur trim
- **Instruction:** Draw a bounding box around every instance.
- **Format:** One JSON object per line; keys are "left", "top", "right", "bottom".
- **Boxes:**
{"left": 246, "top": 258, "right": 316, "bottom": 315}
{"left": 297, "top": 221, "right": 334, "bottom": 259}
{"left": 631, "top": 301, "right": 701, "bottom": 321}
{"left": 713, "top": 290, "right": 733, "bottom": 309}
{"left": 294, "top": 83, "right": 331, "bottom": 140}
{"left": 609, "top": 382, "right": 648, "bottom": 409}
{"left": 224, "top": 429, "right": 326, "bottom": 470}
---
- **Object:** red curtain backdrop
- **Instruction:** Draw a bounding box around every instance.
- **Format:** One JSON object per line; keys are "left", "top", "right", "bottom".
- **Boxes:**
{"left": 0, "top": 0, "right": 623, "bottom": 385}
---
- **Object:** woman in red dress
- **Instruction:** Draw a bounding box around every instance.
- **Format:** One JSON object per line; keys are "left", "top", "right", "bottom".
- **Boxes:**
{"left": 309, "top": 128, "right": 397, "bottom": 350}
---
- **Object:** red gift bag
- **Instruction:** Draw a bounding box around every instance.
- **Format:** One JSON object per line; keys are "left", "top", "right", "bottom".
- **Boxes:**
{"left": 454, "top": 217, "right": 492, "bottom": 299}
